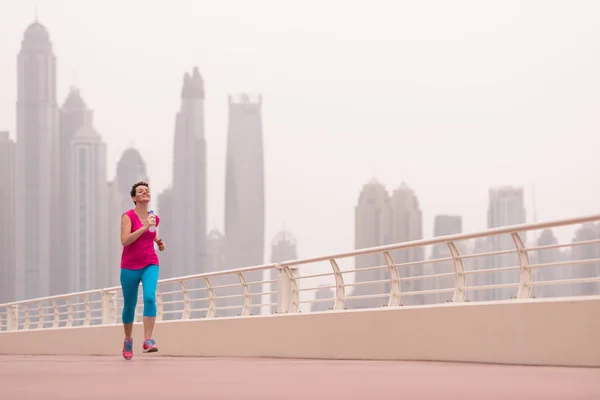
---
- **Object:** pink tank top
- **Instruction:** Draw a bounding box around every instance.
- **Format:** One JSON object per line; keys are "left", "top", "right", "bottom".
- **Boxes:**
{"left": 120, "top": 209, "right": 160, "bottom": 270}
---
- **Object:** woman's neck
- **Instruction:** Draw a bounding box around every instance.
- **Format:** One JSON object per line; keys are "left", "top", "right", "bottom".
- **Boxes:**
{"left": 135, "top": 204, "right": 149, "bottom": 215}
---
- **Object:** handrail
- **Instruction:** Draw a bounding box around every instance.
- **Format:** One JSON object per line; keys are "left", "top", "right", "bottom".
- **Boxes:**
{"left": 1, "top": 214, "right": 600, "bottom": 331}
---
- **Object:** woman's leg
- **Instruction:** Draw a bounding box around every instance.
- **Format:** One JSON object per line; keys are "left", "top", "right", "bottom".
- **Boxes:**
{"left": 140, "top": 264, "right": 160, "bottom": 347}
{"left": 120, "top": 268, "right": 142, "bottom": 338}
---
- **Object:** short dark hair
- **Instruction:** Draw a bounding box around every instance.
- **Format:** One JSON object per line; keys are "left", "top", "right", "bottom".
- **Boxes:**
{"left": 130, "top": 181, "right": 149, "bottom": 204}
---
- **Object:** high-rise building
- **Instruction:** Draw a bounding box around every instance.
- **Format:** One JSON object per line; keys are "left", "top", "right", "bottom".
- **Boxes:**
{"left": 389, "top": 184, "right": 424, "bottom": 302}
{"left": 269, "top": 230, "right": 298, "bottom": 313}
{"left": 425, "top": 215, "right": 462, "bottom": 304}
{"left": 223, "top": 94, "right": 265, "bottom": 315}
{"left": 432, "top": 215, "right": 463, "bottom": 258}
{"left": 531, "top": 229, "right": 563, "bottom": 298}
{"left": 171, "top": 67, "right": 207, "bottom": 278}
{"left": 351, "top": 180, "right": 424, "bottom": 307}
{"left": 206, "top": 229, "right": 225, "bottom": 274}
{"left": 486, "top": 186, "right": 526, "bottom": 300}
{"left": 15, "top": 21, "right": 59, "bottom": 300}
{"left": 107, "top": 179, "right": 124, "bottom": 288}
{"left": 157, "top": 187, "right": 174, "bottom": 278}
{"left": 0, "top": 132, "right": 16, "bottom": 303}
{"left": 54, "top": 87, "right": 88, "bottom": 295}
{"left": 351, "top": 179, "right": 392, "bottom": 309}
{"left": 570, "top": 224, "right": 600, "bottom": 296}
{"left": 68, "top": 112, "right": 108, "bottom": 291}
{"left": 311, "top": 286, "right": 335, "bottom": 313}
{"left": 115, "top": 147, "right": 148, "bottom": 213}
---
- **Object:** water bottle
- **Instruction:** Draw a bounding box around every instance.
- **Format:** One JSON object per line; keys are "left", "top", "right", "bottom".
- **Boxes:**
{"left": 149, "top": 210, "right": 156, "bottom": 233}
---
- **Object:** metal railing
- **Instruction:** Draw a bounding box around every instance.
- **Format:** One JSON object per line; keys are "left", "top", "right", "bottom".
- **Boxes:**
{"left": 1, "top": 214, "right": 600, "bottom": 332}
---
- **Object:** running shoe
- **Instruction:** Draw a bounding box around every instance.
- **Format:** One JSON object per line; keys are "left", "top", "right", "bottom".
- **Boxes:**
{"left": 122, "top": 338, "right": 133, "bottom": 360}
{"left": 143, "top": 338, "right": 158, "bottom": 353}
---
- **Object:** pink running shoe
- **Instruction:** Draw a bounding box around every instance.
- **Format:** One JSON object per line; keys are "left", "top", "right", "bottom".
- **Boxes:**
{"left": 122, "top": 338, "right": 133, "bottom": 360}
{"left": 143, "top": 338, "right": 158, "bottom": 353}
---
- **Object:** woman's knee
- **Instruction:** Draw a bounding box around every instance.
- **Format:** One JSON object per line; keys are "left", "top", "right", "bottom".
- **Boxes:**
{"left": 122, "top": 305, "right": 136, "bottom": 324}
{"left": 143, "top": 293, "right": 157, "bottom": 317}
{"left": 143, "top": 292, "right": 156, "bottom": 307}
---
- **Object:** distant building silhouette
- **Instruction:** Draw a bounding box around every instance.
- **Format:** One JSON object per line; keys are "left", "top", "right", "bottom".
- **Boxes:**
{"left": 68, "top": 113, "right": 108, "bottom": 292}
{"left": 0, "top": 132, "right": 16, "bottom": 303}
{"left": 486, "top": 186, "right": 526, "bottom": 300}
{"left": 157, "top": 187, "right": 174, "bottom": 278}
{"left": 311, "top": 286, "right": 335, "bottom": 313}
{"left": 107, "top": 178, "right": 124, "bottom": 287}
{"left": 531, "top": 229, "right": 563, "bottom": 298}
{"left": 423, "top": 215, "right": 462, "bottom": 304}
{"left": 223, "top": 94, "right": 265, "bottom": 315}
{"left": 388, "top": 183, "right": 424, "bottom": 305}
{"left": 570, "top": 223, "right": 600, "bottom": 296}
{"left": 55, "top": 87, "right": 88, "bottom": 295}
{"left": 15, "top": 21, "right": 59, "bottom": 300}
{"left": 351, "top": 179, "right": 392, "bottom": 309}
{"left": 351, "top": 180, "right": 423, "bottom": 308}
{"left": 115, "top": 147, "right": 149, "bottom": 214}
{"left": 171, "top": 67, "right": 207, "bottom": 278}
{"left": 206, "top": 229, "right": 225, "bottom": 274}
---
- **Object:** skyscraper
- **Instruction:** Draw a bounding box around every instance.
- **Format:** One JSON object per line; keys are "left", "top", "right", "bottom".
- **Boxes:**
{"left": 224, "top": 93, "right": 265, "bottom": 315}
{"left": 0, "top": 132, "right": 16, "bottom": 304}
{"left": 206, "top": 229, "right": 225, "bottom": 273}
{"left": 487, "top": 186, "right": 526, "bottom": 300}
{"left": 388, "top": 183, "right": 424, "bottom": 305}
{"left": 115, "top": 147, "right": 148, "bottom": 213}
{"left": 171, "top": 67, "right": 207, "bottom": 278}
{"left": 426, "top": 215, "right": 462, "bottom": 304}
{"left": 157, "top": 187, "right": 174, "bottom": 278}
{"left": 107, "top": 179, "right": 124, "bottom": 287}
{"left": 532, "top": 229, "right": 563, "bottom": 298}
{"left": 54, "top": 87, "right": 88, "bottom": 295}
{"left": 570, "top": 224, "right": 600, "bottom": 296}
{"left": 351, "top": 179, "right": 392, "bottom": 309}
{"left": 68, "top": 112, "right": 108, "bottom": 291}
{"left": 15, "top": 21, "right": 59, "bottom": 300}
{"left": 351, "top": 180, "right": 424, "bottom": 307}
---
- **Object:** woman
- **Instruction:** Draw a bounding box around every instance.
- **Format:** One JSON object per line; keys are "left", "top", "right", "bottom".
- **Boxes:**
{"left": 120, "top": 181, "right": 165, "bottom": 360}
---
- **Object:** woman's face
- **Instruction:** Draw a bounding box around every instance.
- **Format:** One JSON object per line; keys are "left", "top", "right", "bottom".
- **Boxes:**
{"left": 132, "top": 185, "right": 150, "bottom": 204}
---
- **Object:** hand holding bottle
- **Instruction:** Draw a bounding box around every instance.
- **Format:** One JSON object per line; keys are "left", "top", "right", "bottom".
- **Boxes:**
{"left": 149, "top": 210, "right": 157, "bottom": 233}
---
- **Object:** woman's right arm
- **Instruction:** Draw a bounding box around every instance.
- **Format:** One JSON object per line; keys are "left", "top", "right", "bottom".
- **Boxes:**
{"left": 121, "top": 214, "right": 148, "bottom": 246}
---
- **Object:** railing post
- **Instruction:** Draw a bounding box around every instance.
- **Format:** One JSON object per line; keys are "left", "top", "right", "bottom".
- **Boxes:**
{"left": 204, "top": 277, "right": 216, "bottom": 318}
{"left": 448, "top": 242, "right": 466, "bottom": 302}
{"left": 276, "top": 264, "right": 299, "bottom": 314}
{"left": 329, "top": 259, "right": 346, "bottom": 310}
{"left": 101, "top": 290, "right": 117, "bottom": 325}
{"left": 37, "top": 302, "right": 44, "bottom": 329}
{"left": 22, "top": 305, "right": 30, "bottom": 330}
{"left": 237, "top": 273, "right": 252, "bottom": 316}
{"left": 384, "top": 252, "right": 401, "bottom": 306}
{"left": 7, "top": 304, "right": 18, "bottom": 331}
{"left": 512, "top": 232, "right": 532, "bottom": 299}
{"left": 65, "top": 297, "right": 73, "bottom": 327}
{"left": 51, "top": 300, "right": 60, "bottom": 328}
{"left": 179, "top": 281, "right": 191, "bottom": 320}
{"left": 82, "top": 295, "right": 91, "bottom": 326}
{"left": 275, "top": 264, "right": 289, "bottom": 313}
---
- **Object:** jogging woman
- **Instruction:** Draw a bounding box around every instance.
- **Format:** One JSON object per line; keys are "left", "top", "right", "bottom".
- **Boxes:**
{"left": 120, "top": 181, "right": 165, "bottom": 360}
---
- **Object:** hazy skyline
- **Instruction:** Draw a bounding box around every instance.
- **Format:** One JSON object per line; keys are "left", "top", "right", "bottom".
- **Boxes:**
{"left": 1, "top": 0, "right": 599, "bottom": 261}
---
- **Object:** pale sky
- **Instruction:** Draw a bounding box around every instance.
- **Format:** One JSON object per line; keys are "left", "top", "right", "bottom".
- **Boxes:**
{"left": 1, "top": 0, "right": 599, "bottom": 263}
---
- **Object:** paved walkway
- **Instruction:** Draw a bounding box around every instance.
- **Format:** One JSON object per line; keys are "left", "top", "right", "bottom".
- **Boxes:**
{"left": 0, "top": 355, "right": 598, "bottom": 399}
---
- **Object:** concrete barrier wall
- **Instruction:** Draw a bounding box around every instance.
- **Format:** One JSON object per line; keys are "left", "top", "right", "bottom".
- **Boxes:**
{"left": 1, "top": 296, "right": 599, "bottom": 367}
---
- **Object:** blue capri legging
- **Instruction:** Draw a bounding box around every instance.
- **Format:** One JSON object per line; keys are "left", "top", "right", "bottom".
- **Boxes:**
{"left": 120, "top": 264, "right": 160, "bottom": 324}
